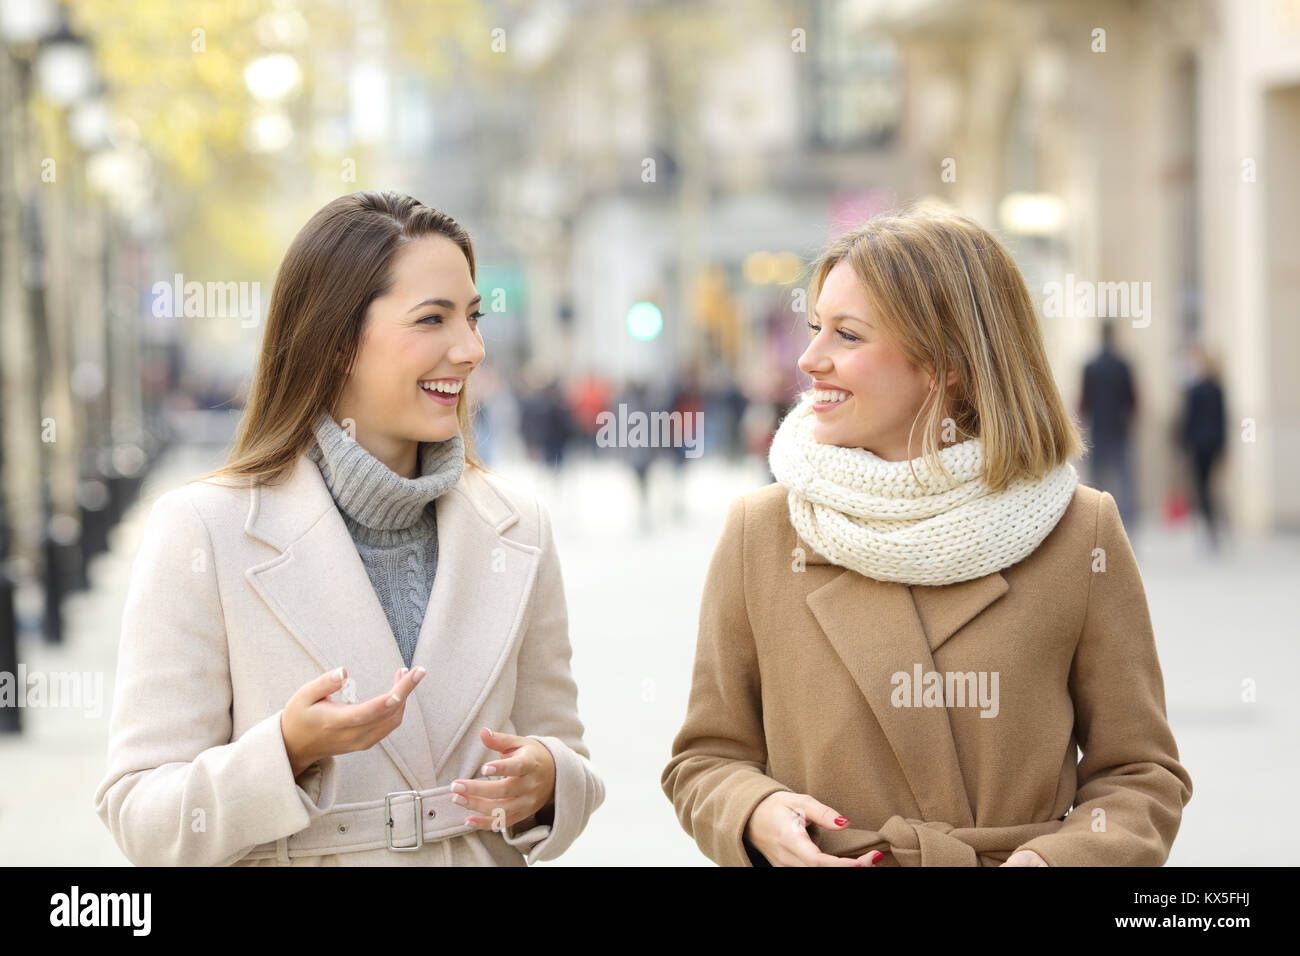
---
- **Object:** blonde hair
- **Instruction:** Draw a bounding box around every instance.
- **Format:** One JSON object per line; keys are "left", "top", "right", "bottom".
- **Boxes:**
{"left": 803, "top": 204, "right": 1083, "bottom": 493}
{"left": 193, "top": 191, "right": 487, "bottom": 488}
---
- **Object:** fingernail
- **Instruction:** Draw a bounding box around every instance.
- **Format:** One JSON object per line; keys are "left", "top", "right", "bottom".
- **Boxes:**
{"left": 333, "top": 667, "right": 346, "bottom": 682}
{"left": 386, "top": 694, "right": 401, "bottom": 708}
{"left": 452, "top": 794, "right": 465, "bottom": 805}
{"left": 399, "top": 667, "right": 408, "bottom": 676}
{"left": 870, "top": 851, "right": 883, "bottom": 863}
{"left": 483, "top": 765, "right": 497, "bottom": 775}
{"left": 412, "top": 666, "right": 426, "bottom": 682}
{"left": 834, "top": 816, "right": 849, "bottom": 827}
{"left": 450, "top": 782, "right": 466, "bottom": 793}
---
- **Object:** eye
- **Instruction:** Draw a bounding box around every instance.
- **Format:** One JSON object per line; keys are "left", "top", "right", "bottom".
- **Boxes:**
{"left": 806, "top": 319, "right": 859, "bottom": 343}
{"left": 419, "top": 311, "right": 485, "bottom": 325}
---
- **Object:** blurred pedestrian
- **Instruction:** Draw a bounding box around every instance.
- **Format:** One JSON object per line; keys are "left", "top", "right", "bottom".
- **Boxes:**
{"left": 613, "top": 378, "right": 659, "bottom": 533}
{"left": 1080, "top": 319, "right": 1139, "bottom": 531}
{"left": 1177, "top": 344, "right": 1227, "bottom": 552}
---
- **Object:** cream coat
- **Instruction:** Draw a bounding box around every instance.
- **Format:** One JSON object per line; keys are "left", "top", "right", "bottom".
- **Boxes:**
{"left": 662, "top": 482, "right": 1193, "bottom": 866}
{"left": 93, "top": 453, "right": 604, "bottom": 866}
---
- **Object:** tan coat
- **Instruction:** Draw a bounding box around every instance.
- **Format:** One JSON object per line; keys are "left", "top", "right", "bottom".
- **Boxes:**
{"left": 94, "top": 453, "right": 604, "bottom": 866}
{"left": 662, "top": 481, "right": 1192, "bottom": 866}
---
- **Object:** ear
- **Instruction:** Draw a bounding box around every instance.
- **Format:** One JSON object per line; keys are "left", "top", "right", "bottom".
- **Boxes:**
{"left": 927, "top": 368, "right": 960, "bottom": 390}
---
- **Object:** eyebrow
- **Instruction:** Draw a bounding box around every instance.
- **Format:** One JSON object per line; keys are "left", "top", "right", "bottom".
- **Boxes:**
{"left": 407, "top": 294, "right": 482, "bottom": 313}
{"left": 812, "top": 308, "right": 871, "bottom": 325}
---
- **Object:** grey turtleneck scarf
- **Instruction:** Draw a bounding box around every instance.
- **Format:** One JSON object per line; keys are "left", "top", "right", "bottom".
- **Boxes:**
{"left": 305, "top": 409, "right": 466, "bottom": 668}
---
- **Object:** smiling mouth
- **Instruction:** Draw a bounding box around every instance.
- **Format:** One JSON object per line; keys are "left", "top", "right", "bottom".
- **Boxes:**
{"left": 419, "top": 380, "right": 461, "bottom": 405}
{"left": 812, "top": 388, "right": 851, "bottom": 409}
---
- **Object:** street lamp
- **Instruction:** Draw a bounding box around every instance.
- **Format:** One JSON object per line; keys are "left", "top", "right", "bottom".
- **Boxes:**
{"left": 17, "top": 14, "right": 100, "bottom": 640}
{"left": 33, "top": 22, "right": 94, "bottom": 106}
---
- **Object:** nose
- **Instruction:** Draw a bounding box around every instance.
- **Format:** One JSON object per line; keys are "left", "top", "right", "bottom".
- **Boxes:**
{"left": 448, "top": 316, "right": 485, "bottom": 368}
{"left": 798, "top": 329, "right": 832, "bottom": 377}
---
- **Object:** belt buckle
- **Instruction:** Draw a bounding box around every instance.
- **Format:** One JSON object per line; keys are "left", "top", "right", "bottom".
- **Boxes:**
{"left": 385, "top": 790, "right": 423, "bottom": 852}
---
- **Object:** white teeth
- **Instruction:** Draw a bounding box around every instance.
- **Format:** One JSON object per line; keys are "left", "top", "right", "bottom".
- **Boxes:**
{"left": 813, "top": 389, "right": 850, "bottom": 404}
{"left": 420, "top": 380, "right": 462, "bottom": 394}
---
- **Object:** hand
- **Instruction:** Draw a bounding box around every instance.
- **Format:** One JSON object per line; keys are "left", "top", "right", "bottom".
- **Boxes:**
{"left": 744, "top": 792, "right": 882, "bottom": 867}
{"left": 1000, "top": 849, "right": 1049, "bottom": 866}
{"left": 280, "top": 665, "right": 426, "bottom": 778}
{"left": 452, "top": 727, "right": 556, "bottom": 834}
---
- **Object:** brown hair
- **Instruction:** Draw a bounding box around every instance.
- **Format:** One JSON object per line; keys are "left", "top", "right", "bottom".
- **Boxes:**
{"left": 193, "top": 190, "right": 486, "bottom": 488}
{"left": 802, "top": 203, "right": 1084, "bottom": 492}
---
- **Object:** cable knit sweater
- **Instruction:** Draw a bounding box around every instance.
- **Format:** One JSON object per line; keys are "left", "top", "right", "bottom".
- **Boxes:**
{"left": 305, "top": 410, "right": 466, "bottom": 668}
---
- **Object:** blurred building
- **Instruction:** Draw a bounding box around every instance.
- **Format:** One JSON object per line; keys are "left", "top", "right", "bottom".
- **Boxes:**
{"left": 497, "top": 0, "right": 1299, "bottom": 534}
{"left": 1198, "top": 0, "right": 1300, "bottom": 532}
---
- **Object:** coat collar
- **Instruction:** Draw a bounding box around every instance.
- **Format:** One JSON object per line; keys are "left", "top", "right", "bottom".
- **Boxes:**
{"left": 242, "top": 453, "right": 541, "bottom": 790}
{"left": 793, "top": 523, "right": 1008, "bottom": 827}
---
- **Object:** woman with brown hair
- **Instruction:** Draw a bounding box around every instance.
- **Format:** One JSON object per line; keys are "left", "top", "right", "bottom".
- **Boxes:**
{"left": 94, "top": 190, "right": 604, "bottom": 865}
{"left": 662, "top": 206, "right": 1192, "bottom": 866}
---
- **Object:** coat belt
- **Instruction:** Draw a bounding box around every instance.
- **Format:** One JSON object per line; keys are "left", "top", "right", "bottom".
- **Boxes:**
{"left": 814, "top": 815, "right": 1067, "bottom": 866}
{"left": 239, "top": 784, "right": 476, "bottom": 861}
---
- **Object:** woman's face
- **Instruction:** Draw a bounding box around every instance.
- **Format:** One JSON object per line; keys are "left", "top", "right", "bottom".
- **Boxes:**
{"left": 797, "top": 259, "right": 954, "bottom": 461}
{"left": 335, "top": 235, "right": 484, "bottom": 477}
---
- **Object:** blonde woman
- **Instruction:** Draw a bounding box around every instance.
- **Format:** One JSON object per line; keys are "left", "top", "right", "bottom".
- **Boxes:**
{"left": 94, "top": 191, "right": 604, "bottom": 866}
{"left": 662, "top": 208, "right": 1192, "bottom": 867}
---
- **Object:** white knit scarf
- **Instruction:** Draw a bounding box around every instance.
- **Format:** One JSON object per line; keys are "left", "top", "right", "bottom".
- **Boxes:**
{"left": 768, "top": 394, "right": 1079, "bottom": 586}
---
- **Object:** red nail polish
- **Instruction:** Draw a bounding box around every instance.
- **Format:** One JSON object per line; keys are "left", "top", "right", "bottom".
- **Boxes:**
{"left": 870, "top": 850, "right": 883, "bottom": 863}
{"left": 834, "top": 816, "right": 849, "bottom": 827}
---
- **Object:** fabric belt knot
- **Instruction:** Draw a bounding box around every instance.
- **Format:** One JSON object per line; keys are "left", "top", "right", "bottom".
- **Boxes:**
{"left": 812, "top": 814, "right": 1067, "bottom": 866}
{"left": 876, "top": 816, "right": 977, "bottom": 866}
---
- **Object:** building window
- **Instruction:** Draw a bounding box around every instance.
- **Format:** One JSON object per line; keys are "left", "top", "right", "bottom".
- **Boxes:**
{"left": 806, "top": 0, "right": 901, "bottom": 150}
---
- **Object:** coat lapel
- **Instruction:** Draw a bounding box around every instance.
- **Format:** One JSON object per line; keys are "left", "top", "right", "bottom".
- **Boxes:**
{"left": 242, "top": 454, "right": 541, "bottom": 790}
{"left": 796, "top": 528, "right": 1007, "bottom": 826}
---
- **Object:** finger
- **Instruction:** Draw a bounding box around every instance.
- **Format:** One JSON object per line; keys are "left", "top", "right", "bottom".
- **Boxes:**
{"left": 477, "top": 753, "right": 526, "bottom": 777}
{"left": 451, "top": 788, "right": 512, "bottom": 815}
{"left": 788, "top": 831, "right": 862, "bottom": 868}
{"left": 789, "top": 794, "right": 848, "bottom": 831}
{"left": 479, "top": 726, "right": 526, "bottom": 754}
{"left": 773, "top": 804, "right": 858, "bottom": 867}
{"left": 349, "top": 666, "right": 426, "bottom": 727}
{"left": 462, "top": 807, "right": 518, "bottom": 832}
{"left": 451, "top": 776, "right": 518, "bottom": 801}
{"left": 855, "top": 850, "right": 884, "bottom": 866}
{"left": 300, "top": 666, "right": 348, "bottom": 705}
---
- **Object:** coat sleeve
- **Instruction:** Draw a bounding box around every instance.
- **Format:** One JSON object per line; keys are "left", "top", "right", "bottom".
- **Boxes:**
{"left": 660, "top": 495, "right": 794, "bottom": 867}
{"left": 92, "top": 487, "right": 337, "bottom": 866}
{"left": 499, "top": 496, "right": 605, "bottom": 864}
{"left": 1014, "top": 490, "right": 1193, "bottom": 866}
